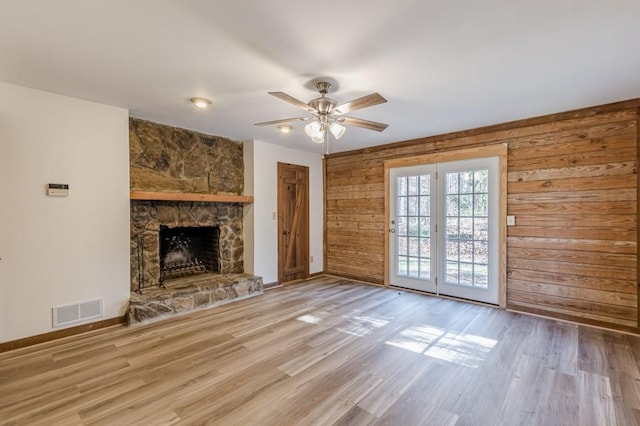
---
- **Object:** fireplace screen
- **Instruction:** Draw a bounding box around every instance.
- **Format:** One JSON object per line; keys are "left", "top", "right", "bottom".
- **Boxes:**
{"left": 159, "top": 226, "right": 219, "bottom": 281}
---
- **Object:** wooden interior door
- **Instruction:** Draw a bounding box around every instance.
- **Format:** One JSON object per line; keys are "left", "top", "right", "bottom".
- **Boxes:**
{"left": 277, "top": 162, "right": 309, "bottom": 284}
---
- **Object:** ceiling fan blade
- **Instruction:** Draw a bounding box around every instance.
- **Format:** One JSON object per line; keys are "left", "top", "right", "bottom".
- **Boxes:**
{"left": 268, "top": 92, "right": 315, "bottom": 112}
{"left": 341, "top": 116, "right": 389, "bottom": 132}
{"left": 254, "top": 117, "right": 308, "bottom": 126}
{"left": 334, "top": 93, "right": 387, "bottom": 115}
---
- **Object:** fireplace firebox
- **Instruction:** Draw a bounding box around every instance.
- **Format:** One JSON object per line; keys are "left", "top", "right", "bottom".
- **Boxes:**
{"left": 159, "top": 225, "right": 219, "bottom": 282}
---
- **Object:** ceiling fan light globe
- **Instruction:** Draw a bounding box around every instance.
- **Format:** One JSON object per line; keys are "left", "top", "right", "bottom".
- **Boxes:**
{"left": 311, "top": 134, "right": 325, "bottom": 144}
{"left": 329, "top": 122, "right": 346, "bottom": 140}
{"left": 305, "top": 121, "right": 322, "bottom": 138}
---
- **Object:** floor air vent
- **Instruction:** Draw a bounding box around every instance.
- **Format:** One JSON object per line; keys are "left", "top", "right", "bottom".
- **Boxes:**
{"left": 52, "top": 299, "right": 103, "bottom": 328}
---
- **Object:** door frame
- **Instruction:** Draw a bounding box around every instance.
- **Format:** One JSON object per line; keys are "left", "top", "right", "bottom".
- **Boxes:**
{"left": 383, "top": 144, "right": 508, "bottom": 308}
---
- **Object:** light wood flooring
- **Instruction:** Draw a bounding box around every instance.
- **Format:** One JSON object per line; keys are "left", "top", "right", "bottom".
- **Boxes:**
{"left": 1, "top": 275, "right": 640, "bottom": 425}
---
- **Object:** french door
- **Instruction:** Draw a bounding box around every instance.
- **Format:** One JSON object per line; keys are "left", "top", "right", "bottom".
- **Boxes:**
{"left": 389, "top": 157, "right": 499, "bottom": 304}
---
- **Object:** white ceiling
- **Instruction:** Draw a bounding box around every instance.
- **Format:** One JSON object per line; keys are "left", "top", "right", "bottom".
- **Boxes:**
{"left": 1, "top": 0, "right": 639, "bottom": 154}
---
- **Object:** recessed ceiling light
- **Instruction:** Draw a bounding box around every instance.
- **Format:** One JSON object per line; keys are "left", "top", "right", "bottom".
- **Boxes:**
{"left": 278, "top": 125, "right": 293, "bottom": 134}
{"left": 190, "top": 97, "right": 212, "bottom": 109}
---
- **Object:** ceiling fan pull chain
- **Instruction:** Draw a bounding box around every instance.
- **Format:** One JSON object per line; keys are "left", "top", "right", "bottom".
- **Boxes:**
{"left": 325, "top": 132, "right": 330, "bottom": 155}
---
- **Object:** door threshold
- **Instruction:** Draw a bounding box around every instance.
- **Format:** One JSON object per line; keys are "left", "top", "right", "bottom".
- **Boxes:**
{"left": 388, "top": 284, "right": 500, "bottom": 309}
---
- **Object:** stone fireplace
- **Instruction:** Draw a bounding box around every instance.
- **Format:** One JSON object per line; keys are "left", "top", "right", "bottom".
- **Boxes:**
{"left": 127, "top": 118, "right": 262, "bottom": 324}
{"left": 130, "top": 201, "right": 244, "bottom": 292}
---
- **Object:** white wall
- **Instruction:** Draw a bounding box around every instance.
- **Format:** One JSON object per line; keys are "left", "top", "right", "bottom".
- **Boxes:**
{"left": 243, "top": 140, "right": 255, "bottom": 276}
{"left": 243, "top": 140, "right": 324, "bottom": 284}
{"left": 0, "top": 82, "right": 130, "bottom": 343}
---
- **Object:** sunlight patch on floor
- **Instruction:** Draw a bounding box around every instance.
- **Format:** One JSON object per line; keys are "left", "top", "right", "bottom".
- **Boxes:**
{"left": 385, "top": 324, "right": 497, "bottom": 368}
{"left": 297, "top": 314, "right": 323, "bottom": 324}
{"left": 337, "top": 314, "right": 391, "bottom": 337}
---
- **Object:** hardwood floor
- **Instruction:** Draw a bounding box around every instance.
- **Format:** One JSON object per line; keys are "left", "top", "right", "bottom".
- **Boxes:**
{"left": 1, "top": 275, "right": 639, "bottom": 425}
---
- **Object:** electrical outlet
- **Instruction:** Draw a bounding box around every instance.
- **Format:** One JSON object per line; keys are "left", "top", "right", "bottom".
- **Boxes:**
{"left": 506, "top": 215, "right": 516, "bottom": 226}
{"left": 310, "top": 256, "right": 314, "bottom": 263}
{"left": 272, "top": 211, "right": 277, "bottom": 220}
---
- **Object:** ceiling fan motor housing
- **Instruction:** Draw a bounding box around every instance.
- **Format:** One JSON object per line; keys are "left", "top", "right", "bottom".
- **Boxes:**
{"left": 308, "top": 81, "right": 338, "bottom": 114}
{"left": 308, "top": 97, "right": 337, "bottom": 115}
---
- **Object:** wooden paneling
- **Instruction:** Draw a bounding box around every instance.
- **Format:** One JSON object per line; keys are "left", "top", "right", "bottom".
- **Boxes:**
{"left": 325, "top": 99, "right": 640, "bottom": 332}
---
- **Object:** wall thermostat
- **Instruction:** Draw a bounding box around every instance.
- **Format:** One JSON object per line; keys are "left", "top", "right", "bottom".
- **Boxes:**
{"left": 47, "top": 183, "right": 69, "bottom": 197}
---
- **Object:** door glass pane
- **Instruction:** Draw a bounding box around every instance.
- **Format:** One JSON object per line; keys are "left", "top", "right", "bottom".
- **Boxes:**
{"left": 409, "top": 237, "right": 419, "bottom": 257}
{"left": 474, "top": 265, "right": 488, "bottom": 287}
{"left": 474, "top": 241, "right": 488, "bottom": 264}
{"left": 419, "top": 238, "right": 431, "bottom": 257}
{"left": 398, "top": 236, "right": 408, "bottom": 255}
{"left": 446, "top": 240, "right": 459, "bottom": 261}
{"left": 460, "top": 218, "right": 473, "bottom": 240}
{"left": 474, "top": 193, "right": 488, "bottom": 216}
{"left": 408, "top": 176, "right": 419, "bottom": 195}
{"left": 474, "top": 218, "right": 488, "bottom": 240}
{"left": 420, "top": 197, "right": 430, "bottom": 216}
{"left": 419, "top": 258, "right": 430, "bottom": 279}
{"left": 446, "top": 217, "right": 459, "bottom": 239}
{"left": 460, "top": 194, "right": 473, "bottom": 217}
{"left": 419, "top": 217, "right": 429, "bottom": 238}
{"left": 398, "top": 256, "right": 408, "bottom": 275}
{"left": 459, "top": 263, "right": 473, "bottom": 286}
{"left": 398, "top": 196, "right": 407, "bottom": 216}
{"left": 398, "top": 176, "right": 408, "bottom": 196}
{"left": 397, "top": 216, "right": 407, "bottom": 235}
{"left": 446, "top": 261, "right": 458, "bottom": 283}
{"left": 420, "top": 176, "right": 430, "bottom": 195}
{"left": 395, "top": 174, "right": 432, "bottom": 280}
{"left": 408, "top": 217, "right": 419, "bottom": 236}
{"left": 444, "top": 169, "right": 490, "bottom": 289}
{"left": 446, "top": 195, "right": 459, "bottom": 216}
{"left": 460, "top": 171, "right": 474, "bottom": 193}
{"left": 446, "top": 173, "right": 458, "bottom": 194}
{"left": 460, "top": 241, "right": 473, "bottom": 263}
{"left": 408, "top": 197, "right": 419, "bottom": 216}
{"left": 409, "top": 257, "right": 419, "bottom": 277}
{"left": 474, "top": 170, "right": 488, "bottom": 192}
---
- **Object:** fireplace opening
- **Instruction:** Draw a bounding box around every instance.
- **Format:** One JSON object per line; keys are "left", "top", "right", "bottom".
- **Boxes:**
{"left": 159, "top": 225, "right": 219, "bottom": 281}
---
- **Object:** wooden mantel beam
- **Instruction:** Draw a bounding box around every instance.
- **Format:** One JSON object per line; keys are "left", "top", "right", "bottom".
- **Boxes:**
{"left": 130, "top": 191, "right": 253, "bottom": 203}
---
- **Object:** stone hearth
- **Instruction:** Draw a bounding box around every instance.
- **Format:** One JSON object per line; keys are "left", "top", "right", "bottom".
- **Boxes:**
{"left": 128, "top": 273, "right": 263, "bottom": 324}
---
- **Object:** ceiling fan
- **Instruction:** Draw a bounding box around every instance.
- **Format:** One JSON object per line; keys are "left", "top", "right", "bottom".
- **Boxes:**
{"left": 254, "top": 81, "right": 388, "bottom": 144}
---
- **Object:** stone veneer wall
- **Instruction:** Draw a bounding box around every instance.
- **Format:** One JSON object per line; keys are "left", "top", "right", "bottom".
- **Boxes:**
{"left": 129, "top": 118, "right": 247, "bottom": 292}
{"left": 130, "top": 202, "right": 244, "bottom": 291}
{"left": 129, "top": 117, "right": 244, "bottom": 194}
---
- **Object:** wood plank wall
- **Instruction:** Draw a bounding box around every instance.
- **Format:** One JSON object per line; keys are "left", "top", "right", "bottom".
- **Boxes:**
{"left": 325, "top": 99, "right": 640, "bottom": 332}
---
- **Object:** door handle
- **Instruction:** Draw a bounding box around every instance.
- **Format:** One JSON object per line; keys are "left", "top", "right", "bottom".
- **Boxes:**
{"left": 389, "top": 228, "right": 395, "bottom": 233}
